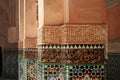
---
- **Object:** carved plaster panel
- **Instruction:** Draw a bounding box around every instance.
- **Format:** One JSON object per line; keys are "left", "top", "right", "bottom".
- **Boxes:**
{"left": 38, "top": 25, "right": 107, "bottom": 44}
{"left": 63, "top": 25, "right": 107, "bottom": 44}
{"left": 24, "top": 37, "right": 37, "bottom": 48}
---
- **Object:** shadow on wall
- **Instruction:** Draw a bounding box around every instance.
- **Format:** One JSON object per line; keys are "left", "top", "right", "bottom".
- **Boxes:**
{"left": 2, "top": 48, "right": 18, "bottom": 79}
{"left": 106, "top": 53, "right": 120, "bottom": 80}
{"left": 0, "top": 47, "right": 2, "bottom": 77}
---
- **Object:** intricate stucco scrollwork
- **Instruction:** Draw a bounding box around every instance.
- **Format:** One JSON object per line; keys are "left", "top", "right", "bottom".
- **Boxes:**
{"left": 38, "top": 25, "right": 107, "bottom": 44}
{"left": 63, "top": 25, "right": 107, "bottom": 44}
{"left": 25, "top": 38, "right": 37, "bottom": 48}
{"left": 39, "top": 44, "right": 105, "bottom": 63}
{"left": 63, "top": 49, "right": 104, "bottom": 64}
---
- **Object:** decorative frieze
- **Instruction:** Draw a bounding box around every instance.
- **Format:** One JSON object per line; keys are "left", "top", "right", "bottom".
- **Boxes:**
{"left": 24, "top": 50, "right": 38, "bottom": 58}
{"left": 38, "top": 25, "right": 107, "bottom": 44}
{"left": 38, "top": 44, "right": 105, "bottom": 49}
{"left": 38, "top": 44, "right": 105, "bottom": 63}
{"left": 23, "top": 48, "right": 38, "bottom": 58}
{"left": 63, "top": 49, "right": 104, "bottom": 64}
{"left": 63, "top": 25, "right": 107, "bottom": 44}
{"left": 40, "top": 49, "right": 62, "bottom": 62}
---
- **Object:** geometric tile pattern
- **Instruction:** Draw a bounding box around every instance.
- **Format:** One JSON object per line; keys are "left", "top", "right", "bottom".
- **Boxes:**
{"left": 18, "top": 54, "right": 25, "bottom": 80}
{"left": 38, "top": 44, "right": 105, "bottom": 49}
{"left": 38, "top": 62, "right": 64, "bottom": 80}
{"left": 18, "top": 56, "right": 37, "bottom": 80}
{"left": 37, "top": 63, "right": 105, "bottom": 80}
{"left": 65, "top": 64, "right": 105, "bottom": 80}
{"left": 27, "top": 58, "right": 37, "bottom": 80}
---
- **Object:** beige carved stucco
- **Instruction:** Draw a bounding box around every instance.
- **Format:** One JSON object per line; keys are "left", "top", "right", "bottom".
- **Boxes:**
{"left": 24, "top": 38, "right": 37, "bottom": 48}
{"left": 38, "top": 25, "right": 107, "bottom": 44}
{"left": 63, "top": 25, "right": 107, "bottom": 44}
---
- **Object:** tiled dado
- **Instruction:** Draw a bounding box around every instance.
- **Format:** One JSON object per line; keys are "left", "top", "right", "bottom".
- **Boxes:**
{"left": 18, "top": 55, "right": 37, "bottom": 80}
{"left": 38, "top": 62, "right": 65, "bottom": 80}
{"left": 64, "top": 64, "right": 105, "bottom": 80}
{"left": 37, "top": 63, "right": 105, "bottom": 80}
{"left": 37, "top": 24, "right": 107, "bottom": 44}
{"left": 38, "top": 44, "right": 105, "bottom": 64}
